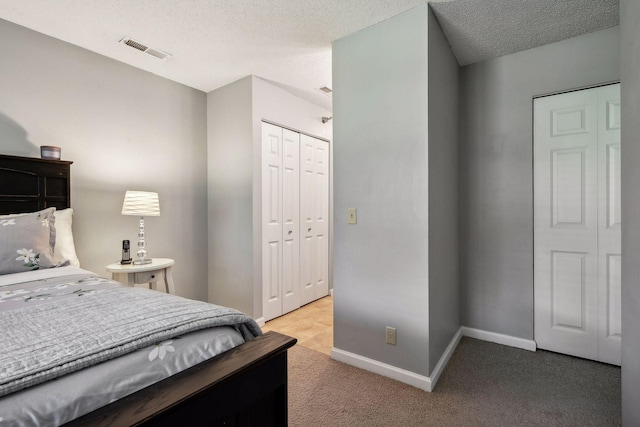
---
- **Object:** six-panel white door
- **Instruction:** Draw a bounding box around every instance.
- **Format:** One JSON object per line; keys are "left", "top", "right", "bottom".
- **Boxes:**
{"left": 534, "top": 84, "right": 621, "bottom": 365}
{"left": 262, "top": 122, "right": 301, "bottom": 321}
{"left": 262, "top": 122, "right": 330, "bottom": 322}
{"left": 300, "top": 134, "right": 330, "bottom": 305}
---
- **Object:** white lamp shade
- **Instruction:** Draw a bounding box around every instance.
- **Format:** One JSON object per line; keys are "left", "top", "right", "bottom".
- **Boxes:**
{"left": 121, "top": 191, "right": 160, "bottom": 216}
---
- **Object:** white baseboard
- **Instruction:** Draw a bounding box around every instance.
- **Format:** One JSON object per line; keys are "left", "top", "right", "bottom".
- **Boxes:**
{"left": 328, "top": 327, "right": 535, "bottom": 392}
{"left": 461, "top": 326, "right": 536, "bottom": 352}
{"left": 331, "top": 348, "right": 434, "bottom": 391}
{"left": 430, "top": 327, "right": 462, "bottom": 387}
{"left": 330, "top": 328, "right": 462, "bottom": 392}
{"left": 255, "top": 317, "right": 265, "bottom": 327}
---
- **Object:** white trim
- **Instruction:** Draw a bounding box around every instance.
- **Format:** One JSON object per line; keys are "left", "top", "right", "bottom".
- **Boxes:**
{"left": 255, "top": 317, "right": 266, "bottom": 327}
{"left": 330, "top": 328, "right": 462, "bottom": 392}
{"left": 461, "top": 326, "right": 537, "bottom": 352}
{"left": 328, "top": 327, "right": 535, "bottom": 394}
{"left": 429, "top": 327, "right": 462, "bottom": 387}
{"left": 331, "top": 348, "right": 433, "bottom": 391}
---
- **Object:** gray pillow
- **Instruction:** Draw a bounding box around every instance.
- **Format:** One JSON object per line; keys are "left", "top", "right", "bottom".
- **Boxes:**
{"left": 0, "top": 207, "right": 58, "bottom": 275}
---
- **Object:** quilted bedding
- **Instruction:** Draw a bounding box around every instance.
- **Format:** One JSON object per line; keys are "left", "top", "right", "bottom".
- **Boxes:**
{"left": 0, "top": 269, "right": 261, "bottom": 399}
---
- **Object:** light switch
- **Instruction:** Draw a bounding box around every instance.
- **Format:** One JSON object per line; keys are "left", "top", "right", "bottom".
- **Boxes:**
{"left": 347, "top": 208, "right": 357, "bottom": 224}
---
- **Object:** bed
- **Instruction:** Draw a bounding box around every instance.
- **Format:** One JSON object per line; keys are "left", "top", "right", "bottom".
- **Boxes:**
{"left": 0, "top": 153, "right": 296, "bottom": 426}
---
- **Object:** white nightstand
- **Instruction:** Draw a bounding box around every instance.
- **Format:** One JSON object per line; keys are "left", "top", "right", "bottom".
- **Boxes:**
{"left": 106, "top": 258, "right": 175, "bottom": 294}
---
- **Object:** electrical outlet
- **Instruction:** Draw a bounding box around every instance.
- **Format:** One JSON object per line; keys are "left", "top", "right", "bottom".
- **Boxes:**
{"left": 386, "top": 326, "right": 396, "bottom": 345}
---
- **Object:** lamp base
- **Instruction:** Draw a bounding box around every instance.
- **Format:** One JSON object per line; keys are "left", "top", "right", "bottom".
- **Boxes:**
{"left": 133, "top": 258, "right": 153, "bottom": 265}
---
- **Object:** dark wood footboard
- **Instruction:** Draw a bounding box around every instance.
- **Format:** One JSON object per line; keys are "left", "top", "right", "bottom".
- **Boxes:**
{"left": 66, "top": 331, "right": 296, "bottom": 427}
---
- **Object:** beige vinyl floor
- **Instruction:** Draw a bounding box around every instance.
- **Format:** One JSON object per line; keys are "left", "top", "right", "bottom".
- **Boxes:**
{"left": 261, "top": 296, "right": 333, "bottom": 355}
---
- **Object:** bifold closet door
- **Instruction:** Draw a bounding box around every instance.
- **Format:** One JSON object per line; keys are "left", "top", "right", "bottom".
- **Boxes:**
{"left": 596, "top": 84, "right": 622, "bottom": 365}
{"left": 300, "top": 134, "right": 329, "bottom": 306}
{"left": 534, "top": 83, "right": 621, "bottom": 365}
{"left": 262, "top": 122, "right": 300, "bottom": 322}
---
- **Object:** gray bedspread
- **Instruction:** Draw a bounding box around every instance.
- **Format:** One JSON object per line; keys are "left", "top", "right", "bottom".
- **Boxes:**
{"left": 0, "top": 273, "right": 261, "bottom": 398}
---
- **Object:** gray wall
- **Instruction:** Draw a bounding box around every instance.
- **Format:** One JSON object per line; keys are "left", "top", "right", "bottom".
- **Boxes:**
{"left": 0, "top": 19, "right": 209, "bottom": 301}
{"left": 333, "top": 5, "right": 432, "bottom": 376}
{"left": 459, "top": 27, "right": 620, "bottom": 339}
{"left": 427, "top": 8, "right": 460, "bottom": 373}
{"left": 207, "top": 77, "right": 254, "bottom": 314}
{"left": 620, "top": 0, "right": 640, "bottom": 424}
{"left": 207, "top": 76, "right": 331, "bottom": 318}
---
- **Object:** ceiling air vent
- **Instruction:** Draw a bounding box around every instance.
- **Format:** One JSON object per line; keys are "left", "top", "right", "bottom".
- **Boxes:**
{"left": 119, "top": 37, "right": 172, "bottom": 60}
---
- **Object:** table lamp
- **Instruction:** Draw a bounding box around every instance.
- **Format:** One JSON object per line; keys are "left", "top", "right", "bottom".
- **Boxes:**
{"left": 121, "top": 190, "right": 160, "bottom": 265}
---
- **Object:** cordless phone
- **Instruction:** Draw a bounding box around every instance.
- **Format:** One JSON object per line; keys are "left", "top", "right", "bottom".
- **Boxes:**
{"left": 121, "top": 240, "right": 132, "bottom": 264}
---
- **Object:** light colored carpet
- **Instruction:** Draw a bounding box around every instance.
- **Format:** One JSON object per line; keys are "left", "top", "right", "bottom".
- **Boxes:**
{"left": 288, "top": 337, "right": 621, "bottom": 426}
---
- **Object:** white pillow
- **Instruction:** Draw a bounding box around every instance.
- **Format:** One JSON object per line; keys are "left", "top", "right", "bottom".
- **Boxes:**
{"left": 53, "top": 208, "right": 80, "bottom": 268}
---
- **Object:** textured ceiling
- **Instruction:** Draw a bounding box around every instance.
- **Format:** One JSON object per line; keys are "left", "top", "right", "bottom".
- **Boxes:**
{"left": 430, "top": 0, "right": 619, "bottom": 66}
{"left": 0, "top": 0, "right": 620, "bottom": 111}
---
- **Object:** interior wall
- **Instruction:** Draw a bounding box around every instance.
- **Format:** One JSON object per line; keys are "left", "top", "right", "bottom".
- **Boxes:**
{"left": 0, "top": 19, "right": 209, "bottom": 301}
{"left": 427, "top": 7, "right": 460, "bottom": 374}
{"left": 459, "top": 26, "right": 620, "bottom": 339}
{"left": 620, "top": 0, "right": 640, "bottom": 423}
{"left": 207, "top": 76, "right": 254, "bottom": 314}
{"left": 333, "top": 5, "right": 431, "bottom": 376}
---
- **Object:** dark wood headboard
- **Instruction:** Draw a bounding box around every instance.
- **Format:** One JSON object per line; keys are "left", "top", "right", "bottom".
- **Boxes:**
{"left": 0, "top": 154, "right": 73, "bottom": 215}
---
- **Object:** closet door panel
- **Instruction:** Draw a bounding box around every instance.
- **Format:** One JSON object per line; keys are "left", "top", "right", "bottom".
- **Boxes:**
{"left": 300, "top": 134, "right": 329, "bottom": 305}
{"left": 597, "top": 84, "right": 622, "bottom": 365}
{"left": 534, "top": 89, "right": 599, "bottom": 361}
{"left": 314, "top": 139, "right": 330, "bottom": 298}
{"left": 281, "top": 129, "right": 300, "bottom": 315}
{"left": 300, "top": 141, "right": 316, "bottom": 305}
{"left": 262, "top": 123, "right": 284, "bottom": 321}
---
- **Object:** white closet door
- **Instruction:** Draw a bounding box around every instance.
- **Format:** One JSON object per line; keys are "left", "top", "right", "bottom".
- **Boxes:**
{"left": 313, "top": 137, "right": 329, "bottom": 300}
{"left": 262, "top": 122, "right": 284, "bottom": 321}
{"left": 534, "top": 84, "right": 621, "bottom": 365}
{"left": 281, "top": 128, "right": 300, "bottom": 315}
{"left": 262, "top": 123, "right": 301, "bottom": 321}
{"left": 300, "top": 134, "right": 330, "bottom": 305}
{"left": 534, "top": 88, "right": 599, "bottom": 361}
{"left": 596, "top": 84, "right": 621, "bottom": 365}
